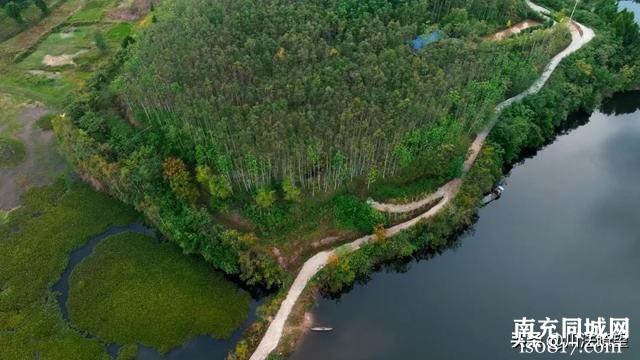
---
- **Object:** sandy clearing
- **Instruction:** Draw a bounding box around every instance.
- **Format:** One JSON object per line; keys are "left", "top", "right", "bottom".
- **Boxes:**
{"left": 488, "top": 19, "right": 542, "bottom": 41}
{"left": 42, "top": 49, "right": 88, "bottom": 67}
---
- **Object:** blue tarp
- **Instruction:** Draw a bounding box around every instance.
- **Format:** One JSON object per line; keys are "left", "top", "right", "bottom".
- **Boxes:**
{"left": 411, "top": 30, "right": 444, "bottom": 50}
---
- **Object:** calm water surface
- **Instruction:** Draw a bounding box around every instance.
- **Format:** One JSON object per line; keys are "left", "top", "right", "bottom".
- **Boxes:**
{"left": 291, "top": 90, "right": 640, "bottom": 359}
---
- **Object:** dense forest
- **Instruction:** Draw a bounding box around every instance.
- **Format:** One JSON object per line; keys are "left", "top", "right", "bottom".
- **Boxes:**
{"left": 116, "top": 0, "right": 567, "bottom": 194}
{"left": 53, "top": 0, "right": 640, "bottom": 288}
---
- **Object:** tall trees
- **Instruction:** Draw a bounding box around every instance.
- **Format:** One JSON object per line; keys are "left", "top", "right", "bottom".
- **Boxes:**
{"left": 5, "top": 1, "right": 23, "bottom": 25}
{"left": 33, "top": 0, "right": 48, "bottom": 15}
{"left": 119, "top": 0, "right": 560, "bottom": 195}
{"left": 614, "top": 10, "right": 640, "bottom": 47}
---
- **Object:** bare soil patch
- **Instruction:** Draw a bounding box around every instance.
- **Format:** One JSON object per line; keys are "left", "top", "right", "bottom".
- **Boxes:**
{"left": 0, "top": 102, "right": 67, "bottom": 210}
{"left": 487, "top": 19, "right": 541, "bottom": 41}
{"left": 107, "top": 0, "right": 158, "bottom": 21}
{"left": 42, "top": 49, "right": 88, "bottom": 67}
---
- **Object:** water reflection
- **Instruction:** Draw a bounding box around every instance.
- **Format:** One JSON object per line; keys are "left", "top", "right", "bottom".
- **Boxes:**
{"left": 600, "top": 90, "right": 640, "bottom": 115}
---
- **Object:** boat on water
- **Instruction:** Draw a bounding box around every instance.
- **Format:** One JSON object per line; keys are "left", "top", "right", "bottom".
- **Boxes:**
{"left": 311, "top": 327, "right": 333, "bottom": 332}
{"left": 482, "top": 185, "right": 506, "bottom": 205}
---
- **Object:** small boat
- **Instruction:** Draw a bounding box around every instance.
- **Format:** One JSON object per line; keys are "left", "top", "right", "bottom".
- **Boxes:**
{"left": 311, "top": 327, "right": 333, "bottom": 332}
{"left": 482, "top": 185, "right": 506, "bottom": 205}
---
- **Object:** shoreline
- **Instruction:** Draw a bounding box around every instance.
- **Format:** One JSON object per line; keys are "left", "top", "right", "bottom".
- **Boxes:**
{"left": 246, "top": 3, "right": 596, "bottom": 359}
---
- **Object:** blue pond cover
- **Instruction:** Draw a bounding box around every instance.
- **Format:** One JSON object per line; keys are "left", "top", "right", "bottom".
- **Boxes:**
{"left": 411, "top": 30, "right": 444, "bottom": 50}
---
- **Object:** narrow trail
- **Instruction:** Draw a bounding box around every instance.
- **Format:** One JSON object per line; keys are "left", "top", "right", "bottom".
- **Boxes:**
{"left": 249, "top": 3, "right": 594, "bottom": 360}
{"left": 371, "top": 3, "right": 594, "bottom": 213}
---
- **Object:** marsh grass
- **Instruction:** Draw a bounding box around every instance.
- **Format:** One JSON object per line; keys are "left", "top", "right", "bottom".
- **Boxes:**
{"left": 0, "top": 180, "right": 139, "bottom": 359}
{"left": 67, "top": 232, "right": 251, "bottom": 353}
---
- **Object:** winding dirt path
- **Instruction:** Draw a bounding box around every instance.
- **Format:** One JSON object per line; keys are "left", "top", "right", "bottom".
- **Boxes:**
{"left": 371, "top": 5, "right": 594, "bottom": 213}
{"left": 249, "top": 3, "right": 594, "bottom": 359}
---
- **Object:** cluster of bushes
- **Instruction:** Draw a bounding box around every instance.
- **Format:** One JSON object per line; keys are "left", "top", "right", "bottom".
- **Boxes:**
{"left": 0, "top": 136, "right": 25, "bottom": 169}
{"left": 227, "top": 285, "right": 291, "bottom": 360}
{"left": 2, "top": 0, "right": 48, "bottom": 25}
{"left": 332, "top": 195, "right": 386, "bottom": 233}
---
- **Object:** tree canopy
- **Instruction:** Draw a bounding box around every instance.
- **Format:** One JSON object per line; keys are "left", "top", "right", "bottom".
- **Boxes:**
{"left": 118, "top": 0, "right": 564, "bottom": 194}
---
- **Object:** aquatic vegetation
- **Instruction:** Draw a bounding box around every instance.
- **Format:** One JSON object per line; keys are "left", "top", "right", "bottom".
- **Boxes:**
{"left": 67, "top": 232, "right": 251, "bottom": 353}
{"left": 0, "top": 180, "right": 139, "bottom": 359}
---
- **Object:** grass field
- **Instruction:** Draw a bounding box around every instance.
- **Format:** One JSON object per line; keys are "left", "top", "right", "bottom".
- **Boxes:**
{"left": 0, "top": 180, "right": 140, "bottom": 359}
{"left": 0, "top": 93, "right": 25, "bottom": 135}
{"left": 68, "top": 232, "right": 251, "bottom": 353}
{"left": 1, "top": 22, "right": 132, "bottom": 106}
{"left": 0, "top": 0, "right": 85, "bottom": 65}
{"left": 0, "top": 0, "right": 133, "bottom": 106}
{"left": 67, "top": 0, "right": 115, "bottom": 23}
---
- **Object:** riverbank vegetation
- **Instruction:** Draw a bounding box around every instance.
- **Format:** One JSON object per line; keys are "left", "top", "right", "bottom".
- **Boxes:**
{"left": 67, "top": 231, "right": 251, "bottom": 353}
{"left": 53, "top": 0, "right": 575, "bottom": 290}
{"left": 0, "top": 180, "right": 139, "bottom": 359}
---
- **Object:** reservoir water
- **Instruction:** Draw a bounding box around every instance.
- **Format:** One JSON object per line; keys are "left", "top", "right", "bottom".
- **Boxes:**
{"left": 290, "top": 90, "right": 640, "bottom": 359}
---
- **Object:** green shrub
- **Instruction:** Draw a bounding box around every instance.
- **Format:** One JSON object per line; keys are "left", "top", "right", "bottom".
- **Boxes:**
{"left": 35, "top": 113, "right": 56, "bottom": 130}
{"left": 245, "top": 204, "right": 294, "bottom": 236}
{"left": 0, "top": 136, "right": 26, "bottom": 169}
{"left": 282, "top": 178, "right": 301, "bottom": 202}
{"left": 4, "top": 1, "right": 23, "bottom": 25}
{"left": 333, "top": 195, "right": 385, "bottom": 233}
{"left": 94, "top": 30, "right": 108, "bottom": 54}
{"left": 33, "top": 0, "right": 48, "bottom": 14}
{"left": 255, "top": 187, "right": 276, "bottom": 209}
